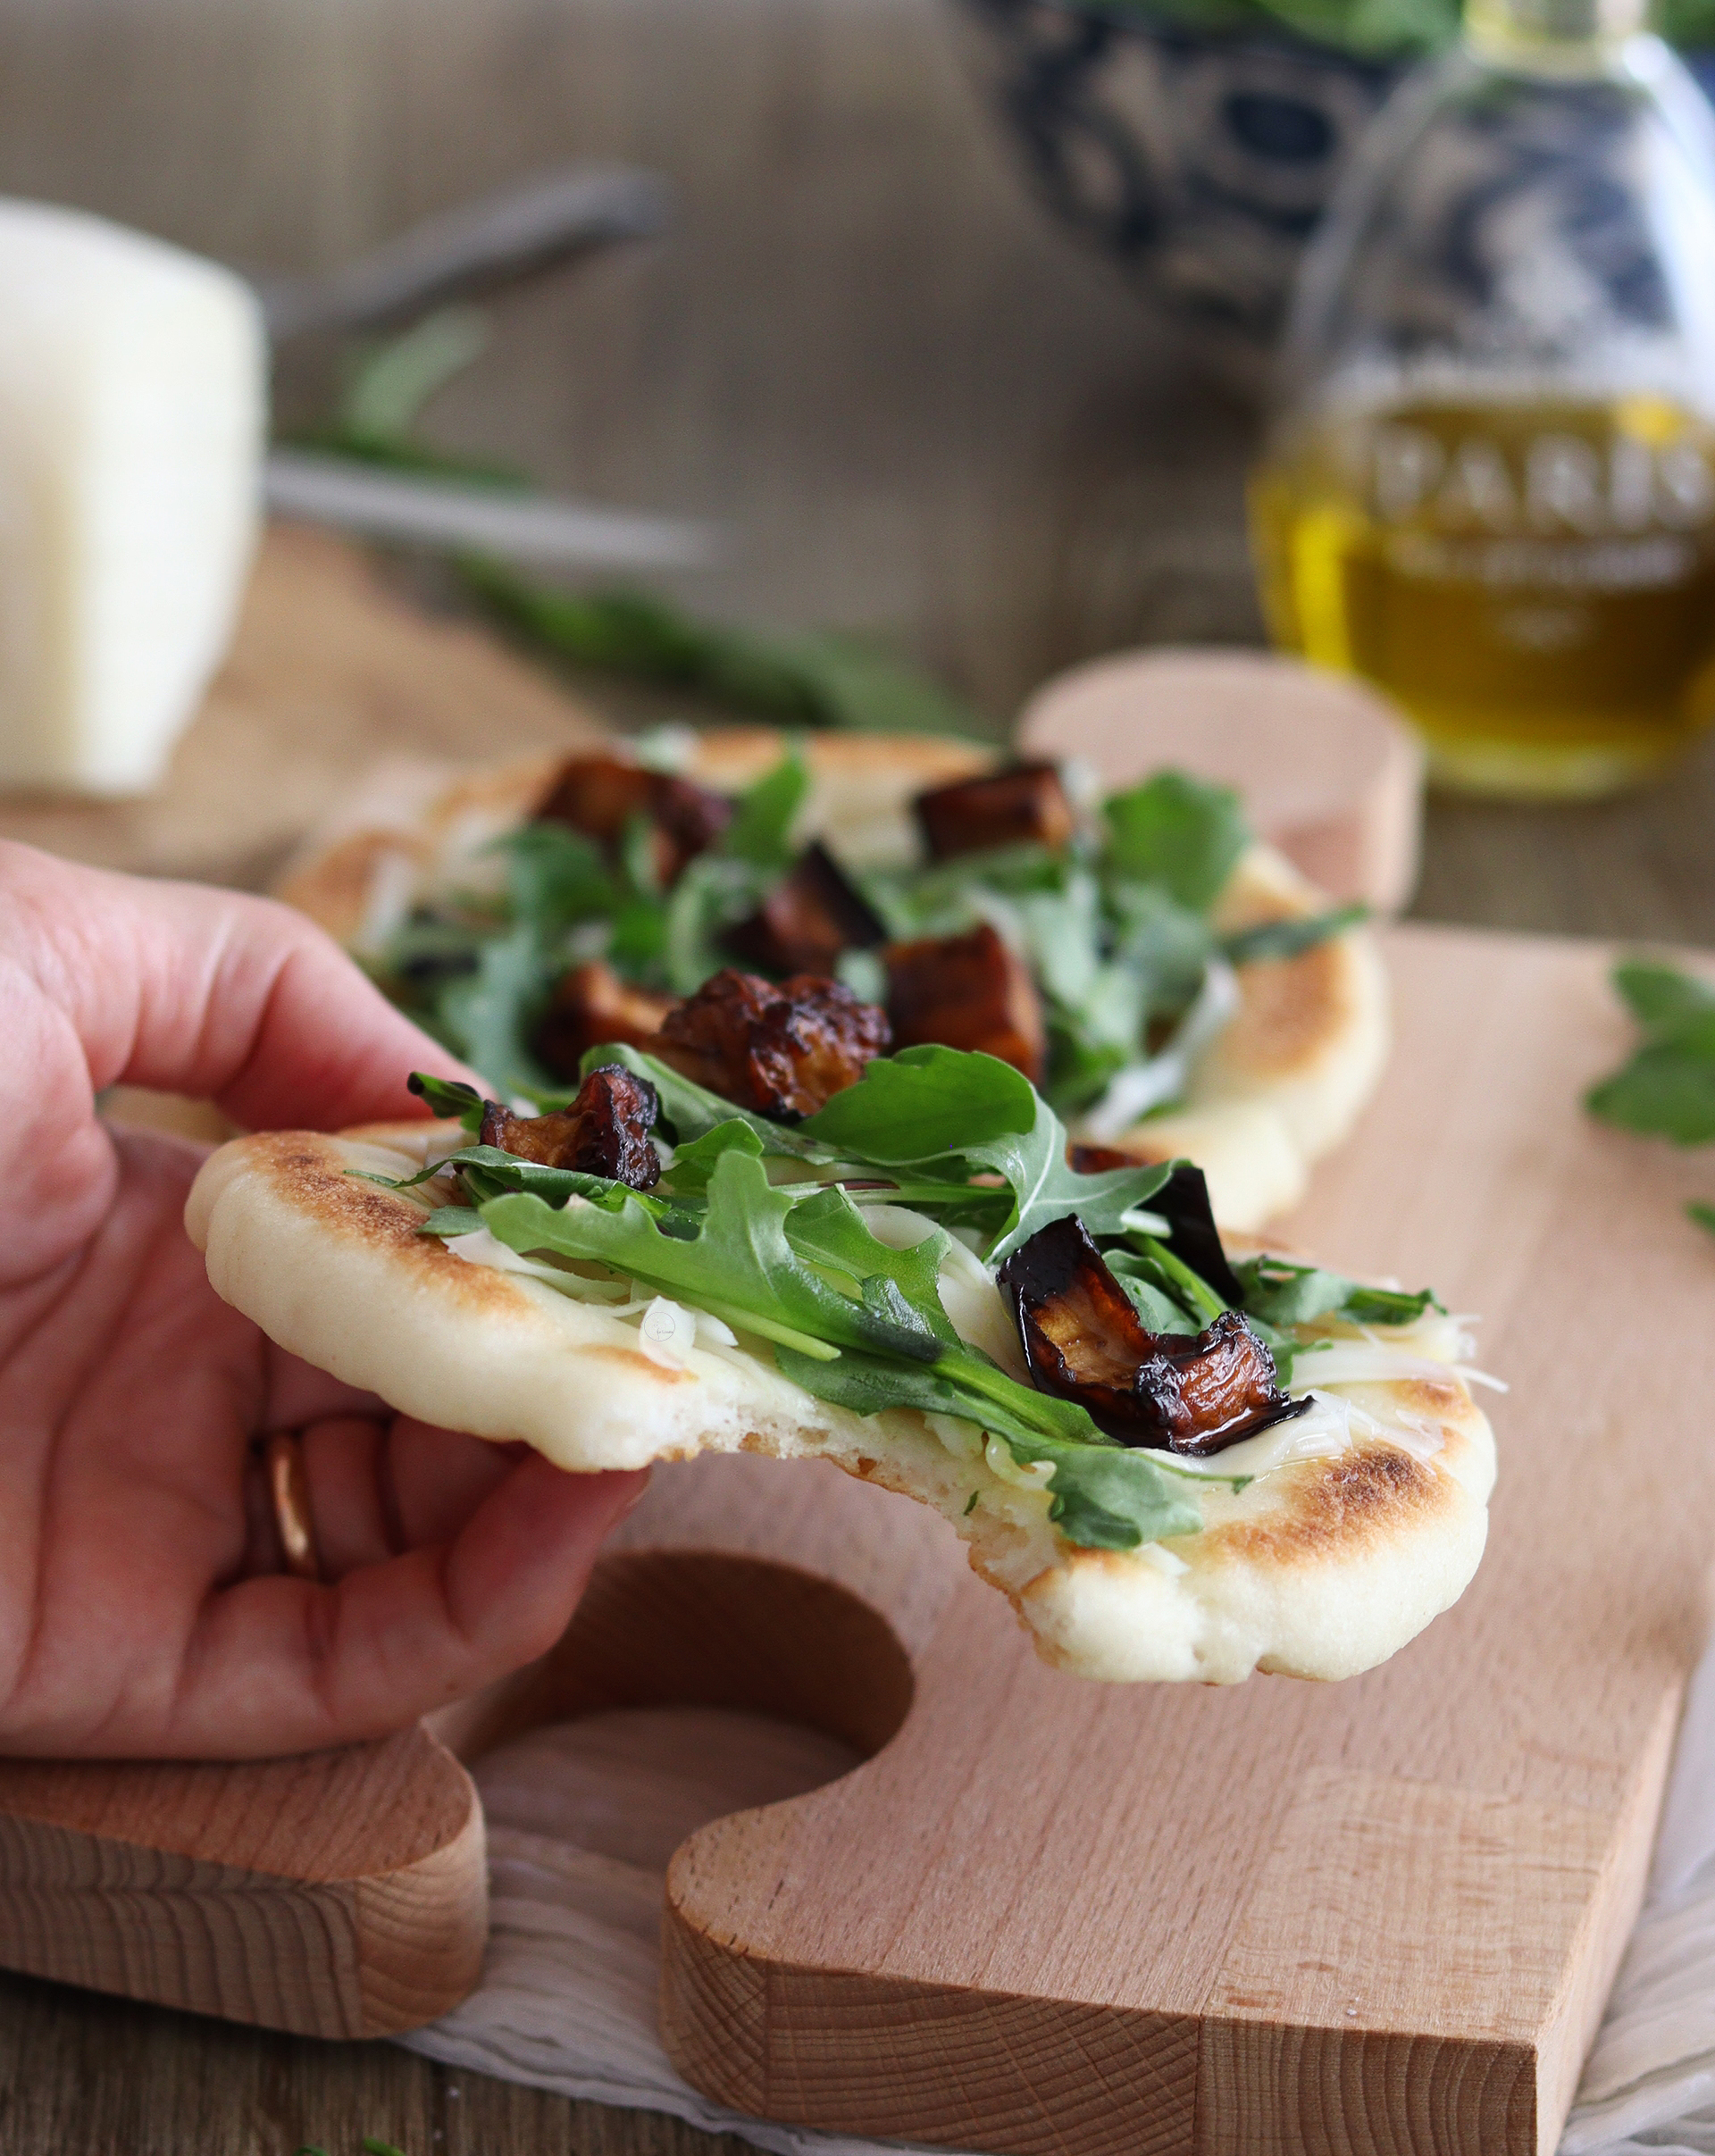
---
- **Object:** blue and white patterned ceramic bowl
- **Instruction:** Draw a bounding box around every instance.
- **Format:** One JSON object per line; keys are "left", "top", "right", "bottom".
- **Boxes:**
{"left": 957, "top": 0, "right": 1715, "bottom": 364}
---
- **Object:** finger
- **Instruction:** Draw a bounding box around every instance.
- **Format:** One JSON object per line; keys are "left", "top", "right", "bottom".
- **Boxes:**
{"left": 264, "top": 1341, "right": 393, "bottom": 1433}
{"left": 0, "top": 841, "right": 481, "bottom": 1135}
{"left": 298, "top": 1417, "right": 522, "bottom": 1578}
{"left": 385, "top": 1417, "right": 521, "bottom": 1550}
{"left": 297, "top": 1417, "right": 395, "bottom": 1577}
{"left": 163, "top": 1459, "right": 648, "bottom": 1756}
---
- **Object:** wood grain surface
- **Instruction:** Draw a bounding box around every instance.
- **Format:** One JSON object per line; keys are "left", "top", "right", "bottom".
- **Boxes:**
{"left": 0, "top": 1732, "right": 486, "bottom": 2041}
{"left": 641, "top": 927, "right": 1715, "bottom": 2156}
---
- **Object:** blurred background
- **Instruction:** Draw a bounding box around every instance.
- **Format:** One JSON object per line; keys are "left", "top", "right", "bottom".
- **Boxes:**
{"left": 0, "top": 0, "right": 1260, "bottom": 714}
{"left": 3, "top": 0, "right": 1714, "bottom": 930}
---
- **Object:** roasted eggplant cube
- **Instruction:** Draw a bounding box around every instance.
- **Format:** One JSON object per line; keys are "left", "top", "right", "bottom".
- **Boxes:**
{"left": 481, "top": 1064, "right": 661, "bottom": 1189}
{"left": 912, "top": 762, "right": 1075, "bottom": 862}
{"left": 533, "top": 960, "right": 673, "bottom": 1084}
{"left": 885, "top": 922, "right": 1046, "bottom": 1082}
{"left": 727, "top": 842, "right": 887, "bottom": 976}
{"left": 1067, "top": 1141, "right": 1144, "bottom": 1175}
{"left": 655, "top": 967, "right": 890, "bottom": 1121}
{"left": 999, "top": 1216, "right": 1301, "bottom": 1454}
{"left": 533, "top": 754, "right": 732, "bottom": 886}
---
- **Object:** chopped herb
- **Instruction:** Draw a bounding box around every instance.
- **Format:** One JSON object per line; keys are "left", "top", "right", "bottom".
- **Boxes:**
{"left": 1221, "top": 904, "right": 1368, "bottom": 967}
{"left": 1587, "top": 959, "right": 1715, "bottom": 1146}
{"left": 1102, "top": 772, "right": 1246, "bottom": 913}
{"left": 406, "top": 1072, "right": 484, "bottom": 1132}
{"left": 964, "top": 1490, "right": 980, "bottom": 1515}
{"left": 1230, "top": 1253, "right": 1442, "bottom": 1330}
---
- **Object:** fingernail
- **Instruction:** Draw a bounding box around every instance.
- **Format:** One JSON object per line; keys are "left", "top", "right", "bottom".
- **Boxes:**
{"left": 614, "top": 1467, "right": 653, "bottom": 1523}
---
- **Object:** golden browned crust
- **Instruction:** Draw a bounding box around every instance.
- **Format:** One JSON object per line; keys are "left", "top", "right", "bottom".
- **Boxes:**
{"left": 1214, "top": 1444, "right": 1443, "bottom": 1567}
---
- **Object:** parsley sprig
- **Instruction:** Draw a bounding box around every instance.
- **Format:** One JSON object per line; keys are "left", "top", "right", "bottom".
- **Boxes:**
{"left": 1586, "top": 960, "right": 1715, "bottom": 1239}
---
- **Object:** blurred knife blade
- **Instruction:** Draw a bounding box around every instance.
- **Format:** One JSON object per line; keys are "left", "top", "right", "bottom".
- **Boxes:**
{"left": 264, "top": 451, "right": 717, "bottom": 572}
{"left": 256, "top": 165, "right": 672, "bottom": 342}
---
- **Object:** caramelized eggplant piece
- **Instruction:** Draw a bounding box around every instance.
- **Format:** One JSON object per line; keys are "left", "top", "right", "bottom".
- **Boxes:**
{"left": 1067, "top": 1141, "right": 1139, "bottom": 1175}
{"left": 727, "top": 842, "right": 887, "bottom": 976}
{"left": 533, "top": 754, "right": 732, "bottom": 886}
{"left": 913, "top": 761, "right": 1075, "bottom": 863}
{"left": 533, "top": 959, "right": 673, "bottom": 1083}
{"left": 885, "top": 922, "right": 1046, "bottom": 1082}
{"left": 1061, "top": 1155, "right": 1244, "bottom": 1310}
{"left": 654, "top": 968, "right": 890, "bottom": 1121}
{"left": 998, "top": 1216, "right": 1304, "bottom": 1454}
{"left": 481, "top": 1064, "right": 661, "bottom": 1190}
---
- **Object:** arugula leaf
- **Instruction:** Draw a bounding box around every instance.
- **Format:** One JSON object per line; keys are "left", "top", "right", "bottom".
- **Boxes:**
{"left": 406, "top": 1073, "right": 484, "bottom": 1132}
{"left": 434, "top": 924, "right": 552, "bottom": 1095}
{"left": 1102, "top": 772, "right": 1247, "bottom": 912}
{"left": 1231, "top": 1252, "right": 1443, "bottom": 1329}
{"left": 720, "top": 750, "right": 809, "bottom": 869}
{"left": 1107, "top": 1260, "right": 1202, "bottom": 1335}
{"left": 1103, "top": 882, "right": 1213, "bottom": 1010}
{"left": 799, "top": 1044, "right": 1171, "bottom": 1264}
{"left": 1690, "top": 1201, "right": 1715, "bottom": 1239}
{"left": 477, "top": 1148, "right": 943, "bottom": 1364}
{"left": 663, "top": 1117, "right": 767, "bottom": 1190}
{"left": 420, "top": 1203, "right": 485, "bottom": 1237}
{"left": 453, "top": 1120, "right": 1199, "bottom": 1550}
{"left": 1586, "top": 960, "right": 1715, "bottom": 1147}
{"left": 1616, "top": 961, "right": 1715, "bottom": 1036}
{"left": 774, "top": 1346, "right": 1201, "bottom": 1549}
{"left": 1587, "top": 1010, "right": 1715, "bottom": 1144}
{"left": 801, "top": 1043, "right": 1039, "bottom": 1160}
{"left": 782, "top": 1186, "right": 960, "bottom": 1348}
{"left": 860, "top": 842, "right": 1071, "bottom": 942}
{"left": 502, "top": 821, "right": 615, "bottom": 937}
{"left": 1221, "top": 904, "right": 1368, "bottom": 968}
{"left": 660, "top": 854, "right": 765, "bottom": 996}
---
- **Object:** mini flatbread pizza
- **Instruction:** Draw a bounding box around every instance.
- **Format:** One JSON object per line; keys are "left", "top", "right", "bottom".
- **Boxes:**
{"left": 187, "top": 1000, "right": 1494, "bottom": 1685}
{"left": 277, "top": 729, "right": 1387, "bottom": 1232}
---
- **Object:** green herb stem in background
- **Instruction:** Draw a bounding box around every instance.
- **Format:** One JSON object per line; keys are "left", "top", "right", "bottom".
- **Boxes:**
{"left": 293, "top": 310, "right": 987, "bottom": 743}
{"left": 461, "top": 559, "right": 986, "bottom": 740}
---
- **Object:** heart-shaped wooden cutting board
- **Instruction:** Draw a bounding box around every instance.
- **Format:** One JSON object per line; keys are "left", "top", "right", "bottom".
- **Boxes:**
{"left": 0, "top": 920, "right": 1704, "bottom": 2156}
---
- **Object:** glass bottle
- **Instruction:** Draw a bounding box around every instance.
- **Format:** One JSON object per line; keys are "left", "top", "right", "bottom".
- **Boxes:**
{"left": 1250, "top": 0, "right": 1715, "bottom": 798}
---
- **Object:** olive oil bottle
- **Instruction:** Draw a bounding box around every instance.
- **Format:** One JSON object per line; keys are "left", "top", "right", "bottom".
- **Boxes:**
{"left": 1251, "top": 0, "right": 1715, "bottom": 798}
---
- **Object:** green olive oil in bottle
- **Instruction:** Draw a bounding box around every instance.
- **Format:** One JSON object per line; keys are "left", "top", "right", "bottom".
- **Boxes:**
{"left": 1251, "top": 0, "right": 1715, "bottom": 798}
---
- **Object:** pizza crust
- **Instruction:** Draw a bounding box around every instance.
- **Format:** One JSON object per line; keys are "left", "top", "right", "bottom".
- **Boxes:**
{"left": 186, "top": 1120, "right": 1493, "bottom": 1686}
{"left": 273, "top": 728, "right": 1388, "bottom": 1232}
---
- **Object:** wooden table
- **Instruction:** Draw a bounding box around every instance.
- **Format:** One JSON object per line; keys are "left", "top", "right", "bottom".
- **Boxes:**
{"left": 2, "top": 1, "right": 1715, "bottom": 2147}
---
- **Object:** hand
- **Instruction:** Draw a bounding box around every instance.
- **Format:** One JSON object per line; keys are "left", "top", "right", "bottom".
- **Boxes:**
{"left": 0, "top": 843, "right": 647, "bottom": 1759}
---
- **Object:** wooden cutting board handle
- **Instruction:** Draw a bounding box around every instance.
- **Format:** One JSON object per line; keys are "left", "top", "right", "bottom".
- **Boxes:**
{"left": 1016, "top": 648, "right": 1424, "bottom": 914}
{"left": 0, "top": 1728, "right": 485, "bottom": 2038}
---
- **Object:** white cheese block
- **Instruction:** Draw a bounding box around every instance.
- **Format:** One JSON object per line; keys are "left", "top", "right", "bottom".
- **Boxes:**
{"left": 0, "top": 200, "right": 265, "bottom": 794}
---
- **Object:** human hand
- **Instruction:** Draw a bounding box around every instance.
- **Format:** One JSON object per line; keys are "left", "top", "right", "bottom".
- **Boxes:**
{"left": 0, "top": 842, "right": 646, "bottom": 1759}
